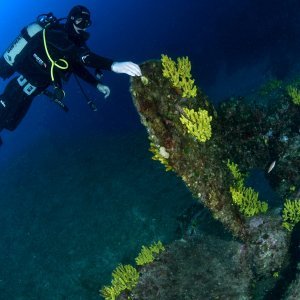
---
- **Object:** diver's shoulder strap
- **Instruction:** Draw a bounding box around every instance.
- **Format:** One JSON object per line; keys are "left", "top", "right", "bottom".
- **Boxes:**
{"left": 44, "top": 29, "right": 74, "bottom": 52}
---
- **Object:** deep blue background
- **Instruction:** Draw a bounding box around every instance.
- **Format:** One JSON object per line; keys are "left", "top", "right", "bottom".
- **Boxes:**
{"left": 0, "top": 1, "right": 300, "bottom": 299}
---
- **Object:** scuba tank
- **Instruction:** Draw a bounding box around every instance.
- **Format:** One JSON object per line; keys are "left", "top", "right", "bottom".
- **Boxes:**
{"left": 0, "top": 13, "right": 58, "bottom": 79}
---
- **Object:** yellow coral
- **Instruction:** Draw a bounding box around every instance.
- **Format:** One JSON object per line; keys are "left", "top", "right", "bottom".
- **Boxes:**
{"left": 282, "top": 199, "right": 300, "bottom": 231}
{"left": 180, "top": 107, "right": 212, "bottom": 142}
{"left": 135, "top": 241, "right": 165, "bottom": 266}
{"left": 161, "top": 54, "right": 197, "bottom": 98}
{"left": 230, "top": 186, "right": 268, "bottom": 217}
{"left": 149, "top": 143, "right": 172, "bottom": 171}
{"left": 226, "top": 160, "right": 245, "bottom": 184}
{"left": 286, "top": 85, "right": 300, "bottom": 105}
{"left": 100, "top": 264, "right": 139, "bottom": 300}
{"left": 135, "top": 246, "right": 154, "bottom": 266}
{"left": 112, "top": 264, "right": 139, "bottom": 291}
{"left": 100, "top": 242, "right": 165, "bottom": 299}
{"left": 228, "top": 160, "right": 268, "bottom": 217}
{"left": 259, "top": 79, "right": 282, "bottom": 96}
{"left": 141, "top": 76, "right": 149, "bottom": 85}
{"left": 100, "top": 285, "right": 119, "bottom": 300}
{"left": 149, "top": 241, "right": 165, "bottom": 254}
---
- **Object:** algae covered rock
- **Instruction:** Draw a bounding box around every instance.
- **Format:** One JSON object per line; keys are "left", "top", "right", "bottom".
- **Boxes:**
{"left": 126, "top": 57, "right": 300, "bottom": 299}
{"left": 130, "top": 59, "right": 249, "bottom": 240}
{"left": 127, "top": 235, "right": 253, "bottom": 300}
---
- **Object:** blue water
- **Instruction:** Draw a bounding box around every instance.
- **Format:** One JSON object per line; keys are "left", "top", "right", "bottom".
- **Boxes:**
{"left": 0, "top": 0, "right": 300, "bottom": 299}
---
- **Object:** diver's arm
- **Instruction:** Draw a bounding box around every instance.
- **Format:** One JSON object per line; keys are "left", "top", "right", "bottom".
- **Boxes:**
{"left": 72, "top": 62, "right": 99, "bottom": 86}
{"left": 79, "top": 51, "right": 114, "bottom": 71}
{"left": 72, "top": 62, "right": 110, "bottom": 98}
{"left": 78, "top": 50, "right": 142, "bottom": 76}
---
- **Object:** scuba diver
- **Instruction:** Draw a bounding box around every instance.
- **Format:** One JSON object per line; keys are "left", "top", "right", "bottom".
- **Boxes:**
{"left": 0, "top": 5, "right": 142, "bottom": 146}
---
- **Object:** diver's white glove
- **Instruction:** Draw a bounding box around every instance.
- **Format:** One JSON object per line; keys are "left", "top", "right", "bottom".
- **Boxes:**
{"left": 111, "top": 61, "right": 142, "bottom": 77}
{"left": 97, "top": 83, "right": 110, "bottom": 98}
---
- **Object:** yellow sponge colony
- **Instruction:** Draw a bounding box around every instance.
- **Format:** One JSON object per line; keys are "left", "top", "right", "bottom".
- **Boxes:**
{"left": 161, "top": 54, "right": 197, "bottom": 98}
{"left": 286, "top": 85, "right": 300, "bottom": 105}
{"left": 282, "top": 199, "right": 300, "bottom": 231}
{"left": 135, "top": 241, "right": 165, "bottom": 266}
{"left": 227, "top": 160, "right": 268, "bottom": 217}
{"left": 100, "top": 264, "right": 139, "bottom": 300}
{"left": 180, "top": 107, "right": 212, "bottom": 142}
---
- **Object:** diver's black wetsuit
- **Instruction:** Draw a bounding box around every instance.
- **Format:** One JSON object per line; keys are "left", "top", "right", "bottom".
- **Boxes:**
{"left": 0, "top": 22, "right": 113, "bottom": 132}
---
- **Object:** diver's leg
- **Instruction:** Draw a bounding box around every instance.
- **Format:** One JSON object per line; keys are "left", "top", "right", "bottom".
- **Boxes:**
{"left": 0, "top": 78, "right": 35, "bottom": 146}
{"left": 0, "top": 93, "right": 9, "bottom": 146}
{"left": 0, "top": 57, "right": 14, "bottom": 80}
{"left": 0, "top": 77, "right": 37, "bottom": 133}
{"left": 6, "top": 96, "right": 34, "bottom": 131}
{"left": 0, "top": 77, "right": 41, "bottom": 146}
{"left": 0, "top": 78, "right": 22, "bottom": 131}
{"left": 0, "top": 89, "right": 12, "bottom": 132}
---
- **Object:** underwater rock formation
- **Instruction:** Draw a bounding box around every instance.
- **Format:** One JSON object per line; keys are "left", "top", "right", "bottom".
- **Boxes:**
{"left": 121, "top": 235, "right": 253, "bottom": 300}
{"left": 124, "top": 58, "right": 300, "bottom": 299}
{"left": 283, "top": 271, "right": 300, "bottom": 300}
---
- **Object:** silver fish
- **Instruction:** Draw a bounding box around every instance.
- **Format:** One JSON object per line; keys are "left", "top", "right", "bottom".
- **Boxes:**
{"left": 267, "top": 160, "right": 276, "bottom": 173}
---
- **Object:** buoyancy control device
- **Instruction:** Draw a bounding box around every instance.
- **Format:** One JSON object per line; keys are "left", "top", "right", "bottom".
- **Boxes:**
{"left": 0, "top": 13, "right": 58, "bottom": 79}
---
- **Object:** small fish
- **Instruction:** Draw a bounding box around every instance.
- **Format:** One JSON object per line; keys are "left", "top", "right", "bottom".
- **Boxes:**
{"left": 267, "top": 160, "right": 276, "bottom": 173}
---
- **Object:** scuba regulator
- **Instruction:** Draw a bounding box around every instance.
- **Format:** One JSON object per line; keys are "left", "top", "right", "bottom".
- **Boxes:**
{"left": 37, "top": 13, "right": 58, "bottom": 27}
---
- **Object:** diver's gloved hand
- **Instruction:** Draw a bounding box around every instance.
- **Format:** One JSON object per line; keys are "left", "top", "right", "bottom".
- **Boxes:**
{"left": 111, "top": 62, "right": 142, "bottom": 77}
{"left": 97, "top": 83, "right": 110, "bottom": 99}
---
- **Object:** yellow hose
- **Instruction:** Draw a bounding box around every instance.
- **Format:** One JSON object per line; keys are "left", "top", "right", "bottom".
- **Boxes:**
{"left": 43, "top": 27, "right": 69, "bottom": 82}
